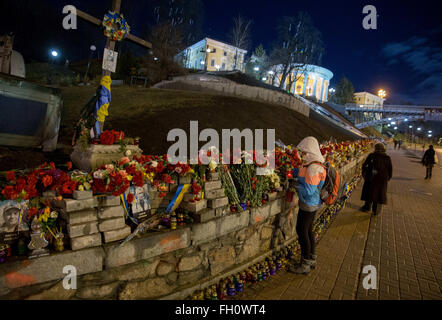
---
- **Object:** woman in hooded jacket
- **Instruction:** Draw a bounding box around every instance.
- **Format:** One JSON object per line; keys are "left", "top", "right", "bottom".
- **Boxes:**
{"left": 290, "top": 136, "right": 327, "bottom": 274}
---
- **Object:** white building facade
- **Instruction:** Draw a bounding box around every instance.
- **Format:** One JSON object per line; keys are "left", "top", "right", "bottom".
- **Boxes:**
{"left": 266, "top": 64, "right": 333, "bottom": 103}
{"left": 176, "top": 38, "right": 247, "bottom": 72}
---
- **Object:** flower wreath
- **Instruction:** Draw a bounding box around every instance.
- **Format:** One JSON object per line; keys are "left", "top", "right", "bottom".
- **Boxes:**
{"left": 102, "top": 11, "right": 130, "bottom": 42}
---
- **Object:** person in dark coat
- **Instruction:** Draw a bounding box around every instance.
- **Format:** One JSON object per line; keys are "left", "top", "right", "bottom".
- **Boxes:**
{"left": 393, "top": 140, "right": 398, "bottom": 150}
{"left": 422, "top": 145, "right": 437, "bottom": 179}
{"left": 360, "top": 143, "right": 393, "bottom": 215}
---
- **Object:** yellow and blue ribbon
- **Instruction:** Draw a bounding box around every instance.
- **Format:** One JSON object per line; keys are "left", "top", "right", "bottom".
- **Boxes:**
{"left": 166, "top": 184, "right": 190, "bottom": 214}
{"left": 120, "top": 193, "right": 139, "bottom": 225}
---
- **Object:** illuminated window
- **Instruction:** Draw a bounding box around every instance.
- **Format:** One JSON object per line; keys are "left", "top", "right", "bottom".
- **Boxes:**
{"left": 211, "top": 59, "right": 215, "bottom": 67}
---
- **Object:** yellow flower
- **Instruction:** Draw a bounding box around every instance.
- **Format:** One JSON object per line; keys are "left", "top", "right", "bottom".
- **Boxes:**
{"left": 127, "top": 175, "right": 133, "bottom": 181}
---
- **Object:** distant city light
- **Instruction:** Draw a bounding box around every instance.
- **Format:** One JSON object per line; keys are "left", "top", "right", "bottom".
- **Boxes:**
{"left": 428, "top": 130, "right": 432, "bottom": 133}
{"left": 391, "top": 121, "right": 396, "bottom": 125}
{"left": 90, "top": 45, "right": 96, "bottom": 51}
{"left": 404, "top": 118, "right": 408, "bottom": 121}
{"left": 428, "top": 134, "right": 432, "bottom": 137}
{"left": 267, "top": 71, "right": 274, "bottom": 75}
{"left": 409, "top": 125, "right": 413, "bottom": 128}
{"left": 200, "top": 61, "right": 205, "bottom": 65}
{"left": 51, "top": 50, "right": 58, "bottom": 57}
{"left": 329, "top": 88, "right": 336, "bottom": 93}
{"left": 387, "top": 124, "right": 391, "bottom": 127}
{"left": 417, "top": 127, "right": 422, "bottom": 131}
{"left": 262, "top": 77, "right": 267, "bottom": 81}
{"left": 360, "top": 105, "right": 364, "bottom": 108}
{"left": 206, "top": 48, "right": 211, "bottom": 53}
{"left": 394, "top": 127, "right": 398, "bottom": 130}
{"left": 388, "top": 118, "right": 392, "bottom": 121}
{"left": 378, "top": 89, "right": 387, "bottom": 99}
{"left": 153, "top": 57, "right": 158, "bottom": 61}
{"left": 254, "top": 66, "right": 260, "bottom": 71}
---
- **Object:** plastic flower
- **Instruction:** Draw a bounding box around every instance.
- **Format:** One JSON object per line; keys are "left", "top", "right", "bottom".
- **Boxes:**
{"left": 6, "top": 171, "right": 16, "bottom": 182}
{"left": 127, "top": 193, "right": 135, "bottom": 204}
{"left": 42, "top": 175, "right": 53, "bottom": 187}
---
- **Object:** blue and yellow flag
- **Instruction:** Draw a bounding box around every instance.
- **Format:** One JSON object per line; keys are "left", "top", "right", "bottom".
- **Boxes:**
{"left": 166, "top": 184, "right": 191, "bottom": 214}
{"left": 94, "top": 76, "right": 112, "bottom": 135}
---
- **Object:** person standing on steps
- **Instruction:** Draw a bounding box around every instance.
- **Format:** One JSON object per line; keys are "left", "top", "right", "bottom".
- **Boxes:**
{"left": 289, "top": 136, "right": 326, "bottom": 275}
{"left": 360, "top": 143, "right": 393, "bottom": 216}
{"left": 422, "top": 145, "right": 438, "bottom": 179}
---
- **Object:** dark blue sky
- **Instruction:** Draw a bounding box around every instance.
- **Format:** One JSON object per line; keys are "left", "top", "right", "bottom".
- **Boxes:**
{"left": 1, "top": 0, "right": 441, "bottom": 105}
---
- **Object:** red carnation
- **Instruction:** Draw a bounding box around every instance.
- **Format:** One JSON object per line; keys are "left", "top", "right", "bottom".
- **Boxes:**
{"left": 6, "top": 171, "right": 16, "bottom": 182}
{"left": 67, "top": 161, "right": 72, "bottom": 170}
{"left": 1, "top": 186, "right": 18, "bottom": 200}
{"left": 127, "top": 193, "right": 135, "bottom": 204}
{"left": 28, "top": 207, "right": 38, "bottom": 220}
{"left": 42, "top": 175, "right": 53, "bottom": 187}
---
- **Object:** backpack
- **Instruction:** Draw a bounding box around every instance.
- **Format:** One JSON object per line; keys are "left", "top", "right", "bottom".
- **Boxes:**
{"left": 310, "top": 162, "right": 342, "bottom": 205}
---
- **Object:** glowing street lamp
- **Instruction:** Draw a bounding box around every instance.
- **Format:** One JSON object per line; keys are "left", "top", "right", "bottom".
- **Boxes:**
{"left": 409, "top": 125, "right": 413, "bottom": 128}
{"left": 394, "top": 127, "right": 398, "bottom": 130}
{"left": 417, "top": 127, "right": 422, "bottom": 131}
{"left": 254, "top": 66, "right": 260, "bottom": 72}
{"left": 51, "top": 50, "right": 58, "bottom": 57}
{"left": 378, "top": 89, "right": 387, "bottom": 99}
{"left": 329, "top": 88, "right": 336, "bottom": 93}
{"left": 267, "top": 70, "right": 274, "bottom": 75}
{"left": 428, "top": 130, "right": 432, "bottom": 133}
{"left": 391, "top": 121, "right": 396, "bottom": 125}
{"left": 262, "top": 77, "right": 267, "bottom": 81}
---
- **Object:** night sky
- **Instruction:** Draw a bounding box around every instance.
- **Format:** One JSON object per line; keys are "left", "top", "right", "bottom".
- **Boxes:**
{"left": 1, "top": 0, "right": 441, "bottom": 105}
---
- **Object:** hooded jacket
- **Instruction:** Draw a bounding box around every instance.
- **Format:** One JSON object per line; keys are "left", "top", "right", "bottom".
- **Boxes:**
{"left": 293, "top": 137, "right": 326, "bottom": 212}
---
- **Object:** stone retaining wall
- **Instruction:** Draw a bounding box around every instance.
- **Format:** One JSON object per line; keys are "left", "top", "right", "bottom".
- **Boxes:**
{"left": 0, "top": 154, "right": 369, "bottom": 300}
{"left": 153, "top": 74, "right": 311, "bottom": 118}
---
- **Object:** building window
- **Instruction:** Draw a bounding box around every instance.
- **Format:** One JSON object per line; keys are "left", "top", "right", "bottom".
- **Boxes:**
{"left": 222, "top": 63, "right": 226, "bottom": 70}
{"left": 211, "top": 59, "right": 215, "bottom": 67}
{"left": 224, "top": 51, "right": 227, "bottom": 56}
{"left": 194, "top": 60, "right": 198, "bottom": 69}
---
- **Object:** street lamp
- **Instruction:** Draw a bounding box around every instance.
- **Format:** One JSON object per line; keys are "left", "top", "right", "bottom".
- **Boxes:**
{"left": 378, "top": 89, "right": 387, "bottom": 99}
{"left": 394, "top": 127, "right": 398, "bottom": 130}
{"left": 254, "top": 66, "right": 260, "bottom": 71}
{"left": 83, "top": 45, "right": 96, "bottom": 84}
{"left": 409, "top": 125, "right": 413, "bottom": 128}
{"left": 428, "top": 130, "right": 432, "bottom": 133}
{"left": 417, "top": 127, "right": 422, "bottom": 131}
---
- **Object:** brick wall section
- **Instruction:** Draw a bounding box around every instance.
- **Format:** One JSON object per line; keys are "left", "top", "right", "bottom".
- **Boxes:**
{"left": 0, "top": 154, "right": 368, "bottom": 299}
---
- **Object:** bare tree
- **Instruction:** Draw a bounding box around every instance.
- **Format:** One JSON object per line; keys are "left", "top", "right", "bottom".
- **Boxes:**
{"left": 229, "top": 14, "right": 252, "bottom": 70}
{"left": 271, "top": 13, "right": 324, "bottom": 90}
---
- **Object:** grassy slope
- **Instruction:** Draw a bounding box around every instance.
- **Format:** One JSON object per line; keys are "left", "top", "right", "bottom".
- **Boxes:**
{"left": 1, "top": 85, "right": 360, "bottom": 171}
{"left": 60, "top": 86, "right": 360, "bottom": 155}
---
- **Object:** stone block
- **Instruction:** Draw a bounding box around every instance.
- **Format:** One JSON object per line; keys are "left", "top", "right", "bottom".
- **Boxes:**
{"left": 191, "top": 208, "right": 215, "bottom": 223}
{"left": 66, "top": 209, "right": 98, "bottom": 225}
{"left": 73, "top": 190, "right": 93, "bottom": 200}
{"left": 104, "top": 227, "right": 191, "bottom": 268}
{"left": 0, "top": 247, "right": 104, "bottom": 290}
{"left": 178, "top": 175, "right": 193, "bottom": 184}
{"left": 205, "top": 188, "right": 225, "bottom": 200}
{"left": 181, "top": 199, "right": 207, "bottom": 213}
{"left": 52, "top": 197, "right": 98, "bottom": 213}
{"left": 96, "top": 195, "right": 121, "bottom": 207}
{"left": 150, "top": 198, "right": 171, "bottom": 209}
{"left": 70, "top": 233, "right": 102, "bottom": 251}
{"left": 219, "top": 211, "right": 250, "bottom": 236}
{"left": 156, "top": 262, "right": 175, "bottom": 276}
{"left": 149, "top": 191, "right": 175, "bottom": 201}
{"left": 178, "top": 255, "right": 202, "bottom": 272}
{"left": 207, "top": 172, "right": 220, "bottom": 181}
{"left": 119, "top": 277, "right": 176, "bottom": 300}
{"left": 67, "top": 222, "right": 99, "bottom": 238}
{"left": 183, "top": 192, "right": 202, "bottom": 202}
{"left": 97, "top": 205, "right": 124, "bottom": 220}
{"left": 207, "top": 197, "right": 229, "bottom": 209}
{"left": 98, "top": 217, "right": 126, "bottom": 232}
{"left": 208, "top": 246, "right": 236, "bottom": 276}
{"left": 268, "top": 192, "right": 278, "bottom": 201}
{"left": 250, "top": 204, "right": 270, "bottom": 225}
{"left": 215, "top": 206, "right": 229, "bottom": 217}
{"left": 191, "top": 220, "right": 217, "bottom": 245}
{"left": 204, "top": 180, "right": 222, "bottom": 191}
{"left": 42, "top": 191, "right": 56, "bottom": 199}
{"left": 103, "top": 225, "right": 131, "bottom": 243}
{"left": 270, "top": 199, "right": 282, "bottom": 216}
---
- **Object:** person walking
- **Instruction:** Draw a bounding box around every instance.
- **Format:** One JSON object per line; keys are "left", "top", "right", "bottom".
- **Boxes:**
{"left": 398, "top": 140, "right": 402, "bottom": 150}
{"left": 290, "top": 136, "right": 326, "bottom": 274}
{"left": 360, "top": 143, "right": 393, "bottom": 215}
{"left": 393, "top": 139, "right": 398, "bottom": 150}
{"left": 422, "top": 145, "right": 438, "bottom": 179}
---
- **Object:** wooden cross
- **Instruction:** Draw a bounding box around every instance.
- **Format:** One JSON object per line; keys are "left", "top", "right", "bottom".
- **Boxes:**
{"left": 76, "top": 0, "right": 152, "bottom": 76}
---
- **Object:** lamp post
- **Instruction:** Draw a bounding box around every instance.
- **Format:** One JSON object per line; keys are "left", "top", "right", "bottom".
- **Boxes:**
{"left": 47, "top": 49, "right": 59, "bottom": 85}
{"left": 254, "top": 66, "right": 260, "bottom": 80}
{"left": 83, "top": 45, "right": 96, "bottom": 84}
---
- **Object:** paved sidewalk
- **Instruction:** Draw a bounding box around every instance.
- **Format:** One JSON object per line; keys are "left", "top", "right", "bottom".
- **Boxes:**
{"left": 234, "top": 146, "right": 442, "bottom": 300}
